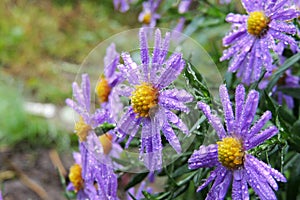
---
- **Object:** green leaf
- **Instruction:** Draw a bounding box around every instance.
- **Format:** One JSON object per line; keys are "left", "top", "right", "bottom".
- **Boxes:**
{"left": 267, "top": 52, "right": 300, "bottom": 92}
{"left": 184, "top": 62, "right": 212, "bottom": 103}
{"left": 277, "top": 87, "right": 300, "bottom": 99}
{"left": 142, "top": 191, "right": 158, "bottom": 200}
{"left": 125, "top": 172, "right": 149, "bottom": 190}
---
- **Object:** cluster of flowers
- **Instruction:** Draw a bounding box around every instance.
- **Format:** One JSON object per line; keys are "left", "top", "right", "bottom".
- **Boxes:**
{"left": 65, "top": 0, "right": 300, "bottom": 199}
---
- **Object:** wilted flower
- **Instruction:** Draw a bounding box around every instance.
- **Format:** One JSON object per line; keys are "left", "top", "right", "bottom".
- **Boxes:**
{"left": 259, "top": 69, "right": 300, "bottom": 109}
{"left": 220, "top": 0, "right": 300, "bottom": 85}
{"left": 188, "top": 84, "right": 286, "bottom": 199}
{"left": 116, "top": 28, "right": 193, "bottom": 171}
{"left": 138, "top": 0, "right": 162, "bottom": 27}
{"left": 113, "top": 0, "right": 131, "bottom": 12}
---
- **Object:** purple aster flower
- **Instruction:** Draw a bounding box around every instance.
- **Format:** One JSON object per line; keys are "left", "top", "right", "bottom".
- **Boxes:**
{"left": 188, "top": 84, "right": 286, "bottom": 200}
{"left": 116, "top": 28, "right": 193, "bottom": 171}
{"left": 220, "top": 0, "right": 300, "bottom": 85}
{"left": 96, "top": 43, "right": 124, "bottom": 122}
{"left": 259, "top": 69, "right": 300, "bottom": 109}
{"left": 138, "top": 0, "right": 162, "bottom": 27}
{"left": 113, "top": 0, "right": 131, "bottom": 12}
{"left": 178, "top": 0, "right": 192, "bottom": 14}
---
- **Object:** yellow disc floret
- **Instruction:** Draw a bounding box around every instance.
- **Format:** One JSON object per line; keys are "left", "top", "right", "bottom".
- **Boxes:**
{"left": 96, "top": 75, "right": 111, "bottom": 103}
{"left": 217, "top": 137, "right": 244, "bottom": 169}
{"left": 142, "top": 12, "right": 152, "bottom": 24}
{"left": 75, "top": 117, "right": 92, "bottom": 142}
{"left": 247, "top": 11, "right": 270, "bottom": 37}
{"left": 99, "top": 133, "right": 113, "bottom": 155}
{"left": 131, "top": 82, "right": 158, "bottom": 118}
{"left": 69, "top": 164, "right": 83, "bottom": 192}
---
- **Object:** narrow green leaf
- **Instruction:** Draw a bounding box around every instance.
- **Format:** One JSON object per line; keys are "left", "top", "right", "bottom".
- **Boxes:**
{"left": 125, "top": 172, "right": 149, "bottom": 190}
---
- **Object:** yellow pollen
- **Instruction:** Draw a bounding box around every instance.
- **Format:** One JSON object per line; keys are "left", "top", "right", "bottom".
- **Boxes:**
{"left": 96, "top": 75, "right": 111, "bottom": 103}
{"left": 217, "top": 137, "right": 244, "bottom": 169}
{"left": 143, "top": 12, "right": 152, "bottom": 24}
{"left": 247, "top": 11, "right": 270, "bottom": 37}
{"left": 131, "top": 82, "right": 158, "bottom": 118}
{"left": 75, "top": 117, "right": 91, "bottom": 142}
{"left": 98, "top": 133, "right": 113, "bottom": 155}
{"left": 69, "top": 164, "right": 83, "bottom": 192}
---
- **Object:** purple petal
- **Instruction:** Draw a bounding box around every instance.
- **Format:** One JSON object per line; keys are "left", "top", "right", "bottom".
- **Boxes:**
{"left": 114, "top": 84, "right": 134, "bottom": 97}
{"left": 188, "top": 144, "right": 219, "bottom": 169}
{"left": 197, "top": 102, "right": 227, "bottom": 139}
{"left": 139, "top": 29, "right": 149, "bottom": 78}
{"left": 248, "top": 111, "right": 272, "bottom": 138}
{"left": 119, "top": 53, "right": 140, "bottom": 85}
{"left": 155, "top": 53, "right": 185, "bottom": 89}
{"left": 166, "top": 110, "right": 189, "bottom": 134}
{"left": 160, "top": 88, "right": 194, "bottom": 103}
{"left": 206, "top": 168, "right": 232, "bottom": 200}
{"left": 239, "top": 90, "right": 259, "bottom": 138}
{"left": 269, "top": 20, "right": 297, "bottom": 35}
{"left": 81, "top": 74, "right": 91, "bottom": 112}
{"left": 178, "top": 0, "right": 192, "bottom": 13}
{"left": 232, "top": 169, "right": 249, "bottom": 200}
{"left": 117, "top": 108, "right": 141, "bottom": 141}
{"left": 234, "top": 84, "right": 245, "bottom": 130}
{"left": 244, "top": 126, "right": 278, "bottom": 150}
{"left": 225, "top": 13, "right": 248, "bottom": 23}
{"left": 162, "top": 122, "right": 182, "bottom": 153}
{"left": 222, "top": 26, "right": 247, "bottom": 46}
{"left": 269, "top": 29, "right": 298, "bottom": 51}
{"left": 152, "top": 29, "right": 162, "bottom": 65}
{"left": 241, "top": 0, "right": 263, "bottom": 13}
{"left": 259, "top": 38, "right": 274, "bottom": 72}
{"left": 158, "top": 32, "right": 170, "bottom": 65}
{"left": 159, "top": 95, "right": 190, "bottom": 113}
{"left": 196, "top": 166, "right": 223, "bottom": 192}
{"left": 104, "top": 43, "right": 120, "bottom": 78}
{"left": 219, "top": 85, "right": 235, "bottom": 133}
{"left": 271, "top": 8, "right": 300, "bottom": 20}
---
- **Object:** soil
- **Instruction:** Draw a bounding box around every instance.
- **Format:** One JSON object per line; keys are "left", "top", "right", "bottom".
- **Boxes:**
{"left": 0, "top": 148, "right": 73, "bottom": 200}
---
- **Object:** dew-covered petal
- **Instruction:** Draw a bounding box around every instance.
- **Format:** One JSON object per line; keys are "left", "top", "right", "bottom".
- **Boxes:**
{"left": 139, "top": 29, "right": 149, "bottom": 66}
{"left": 246, "top": 154, "right": 286, "bottom": 182}
{"left": 165, "top": 110, "right": 189, "bottom": 134}
{"left": 232, "top": 169, "right": 249, "bottom": 200}
{"left": 155, "top": 53, "right": 185, "bottom": 89}
{"left": 245, "top": 155, "right": 279, "bottom": 190}
{"left": 219, "top": 85, "right": 235, "bottom": 133}
{"left": 248, "top": 111, "right": 272, "bottom": 138}
{"left": 114, "top": 84, "right": 134, "bottom": 97}
{"left": 234, "top": 84, "right": 245, "bottom": 131}
{"left": 206, "top": 168, "right": 232, "bottom": 200}
{"left": 196, "top": 166, "right": 223, "bottom": 192}
{"left": 223, "top": 26, "right": 247, "bottom": 46}
{"left": 244, "top": 155, "right": 279, "bottom": 199}
{"left": 159, "top": 95, "right": 190, "bottom": 113}
{"left": 244, "top": 126, "right": 278, "bottom": 150}
{"left": 81, "top": 74, "right": 91, "bottom": 111}
{"left": 188, "top": 144, "right": 219, "bottom": 169}
{"left": 158, "top": 32, "right": 170, "bottom": 66}
{"left": 269, "top": 20, "right": 297, "bottom": 35}
{"left": 239, "top": 90, "right": 259, "bottom": 138}
{"left": 221, "top": 34, "right": 252, "bottom": 60}
{"left": 271, "top": 8, "right": 300, "bottom": 21}
{"left": 104, "top": 43, "right": 120, "bottom": 79}
{"left": 152, "top": 29, "right": 162, "bottom": 66}
{"left": 197, "top": 102, "right": 227, "bottom": 139}
{"left": 225, "top": 13, "right": 248, "bottom": 23}
{"left": 117, "top": 108, "right": 141, "bottom": 141}
{"left": 269, "top": 29, "right": 298, "bottom": 51}
{"left": 162, "top": 122, "right": 182, "bottom": 153}
{"left": 160, "top": 88, "right": 193, "bottom": 103}
{"left": 119, "top": 53, "right": 140, "bottom": 85}
{"left": 241, "top": 0, "right": 263, "bottom": 13}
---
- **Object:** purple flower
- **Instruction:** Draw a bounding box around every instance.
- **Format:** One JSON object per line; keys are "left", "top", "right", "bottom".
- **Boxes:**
{"left": 113, "top": 0, "right": 131, "bottom": 12}
{"left": 96, "top": 43, "right": 124, "bottom": 122}
{"left": 188, "top": 84, "right": 286, "bottom": 200}
{"left": 178, "top": 0, "right": 192, "bottom": 14}
{"left": 116, "top": 29, "right": 193, "bottom": 171}
{"left": 259, "top": 69, "right": 300, "bottom": 109}
{"left": 138, "top": 0, "right": 162, "bottom": 27}
{"left": 220, "top": 0, "right": 300, "bottom": 85}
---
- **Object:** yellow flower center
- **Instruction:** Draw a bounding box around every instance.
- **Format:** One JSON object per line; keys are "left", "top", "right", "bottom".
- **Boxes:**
{"left": 247, "top": 11, "right": 270, "bottom": 37}
{"left": 96, "top": 76, "right": 111, "bottom": 103}
{"left": 217, "top": 137, "right": 244, "bottom": 169}
{"left": 69, "top": 164, "right": 83, "bottom": 192}
{"left": 98, "top": 133, "right": 113, "bottom": 155}
{"left": 131, "top": 82, "right": 158, "bottom": 118}
{"left": 75, "top": 117, "right": 91, "bottom": 142}
{"left": 143, "top": 12, "right": 152, "bottom": 24}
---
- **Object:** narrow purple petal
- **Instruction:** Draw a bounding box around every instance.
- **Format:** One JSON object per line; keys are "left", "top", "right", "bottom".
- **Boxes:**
{"left": 232, "top": 169, "right": 249, "bottom": 200}
{"left": 225, "top": 13, "right": 248, "bottom": 23}
{"left": 196, "top": 166, "right": 223, "bottom": 192}
{"left": 269, "top": 29, "right": 298, "bottom": 51}
{"left": 239, "top": 90, "right": 259, "bottom": 138}
{"left": 197, "top": 102, "right": 227, "bottom": 139}
{"left": 165, "top": 110, "right": 189, "bottom": 134}
{"left": 259, "top": 38, "right": 274, "bottom": 72}
{"left": 152, "top": 29, "right": 162, "bottom": 65}
{"left": 219, "top": 85, "right": 235, "bottom": 133}
{"left": 178, "top": 0, "right": 192, "bottom": 13}
{"left": 104, "top": 43, "right": 120, "bottom": 78}
{"left": 188, "top": 144, "right": 219, "bottom": 169}
{"left": 119, "top": 53, "right": 140, "bottom": 85}
{"left": 248, "top": 111, "right": 272, "bottom": 137}
{"left": 160, "top": 88, "right": 194, "bottom": 103}
{"left": 234, "top": 84, "right": 245, "bottom": 131}
{"left": 117, "top": 108, "right": 141, "bottom": 141}
{"left": 271, "top": 8, "right": 300, "bottom": 20}
{"left": 244, "top": 157, "right": 278, "bottom": 199}
{"left": 139, "top": 29, "right": 149, "bottom": 81}
{"left": 81, "top": 74, "right": 91, "bottom": 112}
{"left": 114, "top": 84, "right": 134, "bottom": 97}
{"left": 155, "top": 53, "right": 185, "bottom": 89}
{"left": 206, "top": 168, "right": 232, "bottom": 200}
{"left": 162, "top": 122, "right": 182, "bottom": 153}
{"left": 222, "top": 26, "right": 247, "bottom": 46}
{"left": 159, "top": 95, "right": 190, "bottom": 113}
{"left": 244, "top": 126, "right": 278, "bottom": 150}
{"left": 269, "top": 20, "right": 297, "bottom": 35}
{"left": 158, "top": 32, "right": 170, "bottom": 65}
{"left": 242, "top": 0, "right": 262, "bottom": 13}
